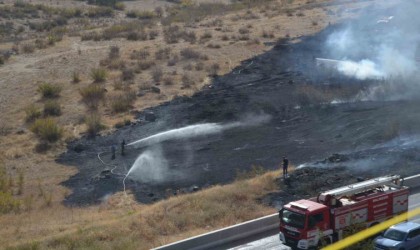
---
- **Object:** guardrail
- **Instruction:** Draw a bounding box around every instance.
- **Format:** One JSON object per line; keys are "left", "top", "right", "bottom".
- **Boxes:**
{"left": 153, "top": 174, "right": 420, "bottom": 250}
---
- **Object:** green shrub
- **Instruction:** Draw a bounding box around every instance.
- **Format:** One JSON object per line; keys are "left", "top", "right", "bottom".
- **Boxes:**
{"left": 114, "top": 2, "right": 125, "bottom": 10}
{"left": 90, "top": 68, "right": 107, "bottom": 83}
{"left": 86, "top": 6, "right": 114, "bottom": 18}
{"left": 37, "top": 83, "right": 62, "bottom": 98}
{"left": 85, "top": 113, "right": 105, "bottom": 136}
{"left": 25, "top": 104, "right": 42, "bottom": 122}
{"left": 0, "top": 191, "right": 20, "bottom": 214}
{"left": 79, "top": 84, "right": 105, "bottom": 110}
{"left": 30, "top": 118, "right": 63, "bottom": 142}
{"left": 43, "top": 100, "right": 61, "bottom": 116}
{"left": 109, "top": 91, "right": 136, "bottom": 113}
{"left": 126, "top": 10, "right": 155, "bottom": 19}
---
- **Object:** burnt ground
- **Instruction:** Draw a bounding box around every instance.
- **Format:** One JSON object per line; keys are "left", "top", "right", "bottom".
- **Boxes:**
{"left": 58, "top": 20, "right": 420, "bottom": 205}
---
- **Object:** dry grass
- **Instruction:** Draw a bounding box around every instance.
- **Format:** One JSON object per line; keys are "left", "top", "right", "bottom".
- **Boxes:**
{"left": 3, "top": 169, "right": 280, "bottom": 250}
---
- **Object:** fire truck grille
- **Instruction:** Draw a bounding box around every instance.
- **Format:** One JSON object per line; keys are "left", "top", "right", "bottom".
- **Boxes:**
{"left": 285, "top": 229, "right": 300, "bottom": 238}
{"left": 285, "top": 237, "right": 298, "bottom": 247}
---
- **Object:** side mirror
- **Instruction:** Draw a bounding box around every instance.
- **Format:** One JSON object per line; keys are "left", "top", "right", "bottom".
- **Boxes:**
{"left": 406, "top": 237, "right": 412, "bottom": 241}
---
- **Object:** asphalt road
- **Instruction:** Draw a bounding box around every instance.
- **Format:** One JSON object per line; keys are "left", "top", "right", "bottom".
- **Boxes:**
{"left": 224, "top": 189, "right": 420, "bottom": 250}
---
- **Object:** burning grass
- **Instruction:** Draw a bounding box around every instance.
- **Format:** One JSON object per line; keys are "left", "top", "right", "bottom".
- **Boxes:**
{"left": 3, "top": 170, "right": 281, "bottom": 249}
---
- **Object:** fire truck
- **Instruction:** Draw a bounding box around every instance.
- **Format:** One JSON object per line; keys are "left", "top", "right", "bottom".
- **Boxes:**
{"left": 279, "top": 175, "right": 409, "bottom": 249}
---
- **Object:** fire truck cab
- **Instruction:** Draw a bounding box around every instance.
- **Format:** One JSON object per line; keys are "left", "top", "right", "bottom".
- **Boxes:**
{"left": 279, "top": 175, "right": 409, "bottom": 249}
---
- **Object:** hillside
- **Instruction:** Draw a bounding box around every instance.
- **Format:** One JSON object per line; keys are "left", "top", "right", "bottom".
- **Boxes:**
{"left": 0, "top": 0, "right": 413, "bottom": 249}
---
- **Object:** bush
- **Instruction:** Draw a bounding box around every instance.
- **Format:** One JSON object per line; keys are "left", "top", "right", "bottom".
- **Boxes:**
{"left": 200, "top": 31, "right": 213, "bottom": 40}
{"left": 195, "top": 62, "right": 204, "bottom": 71}
{"left": 181, "top": 73, "right": 194, "bottom": 88}
{"left": 90, "top": 68, "right": 107, "bottom": 83}
{"left": 127, "top": 31, "right": 148, "bottom": 41}
{"left": 114, "top": 2, "right": 125, "bottom": 10}
{"left": 0, "top": 191, "right": 21, "bottom": 214}
{"left": 86, "top": 6, "right": 114, "bottom": 18}
{"left": 180, "top": 48, "right": 201, "bottom": 60}
{"left": 262, "top": 30, "right": 275, "bottom": 38}
{"left": 37, "top": 83, "right": 62, "bottom": 98}
{"left": 108, "top": 46, "right": 120, "bottom": 59}
{"left": 0, "top": 162, "right": 21, "bottom": 214}
{"left": 155, "top": 47, "right": 171, "bottom": 60}
{"left": 21, "top": 43, "right": 35, "bottom": 53}
{"left": 167, "top": 55, "right": 179, "bottom": 66}
{"left": 109, "top": 91, "right": 136, "bottom": 113}
{"left": 239, "top": 27, "right": 250, "bottom": 34}
{"left": 85, "top": 113, "right": 104, "bottom": 136}
{"left": 163, "top": 76, "right": 174, "bottom": 86}
{"left": 151, "top": 67, "right": 163, "bottom": 83}
{"left": 81, "top": 31, "right": 101, "bottom": 41}
{"left": 208, "top": 63, "right": 220, "bottom": 76}
{"left": 130, "top": 49, "right": 150, "bottom": 60}
{"left": 163, "top": 25, "right": 182, "bottom": 44}
{"left": 120, "top": 68, "right": 135, "bottom": 82}
{"left": 43, "top": 100, "right": 61, "bottom": 116}
{"left": 183, "top": 30, "right": 197, "bottom": 44}
{"left": 72, "top": 71, "right": 81, "bottom": 83}
{"left": 137, "top": 61, "right": 154, "bottom": 71}
{"left": 126, "top": 10, "right": 155, "bottom": 19}
{"left": 25, "top": 104, "right": 42, "bottom": 122}
{"left": 149, "top": 30, "right": 159, "bottom": 40}
{"left": 79, "top": 84, "right": 105, "bottom": 110}
{"left": 30, "top": 118, "right": 63, "bottom": 142}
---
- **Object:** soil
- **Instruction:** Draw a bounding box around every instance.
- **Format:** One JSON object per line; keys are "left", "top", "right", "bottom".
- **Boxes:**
{"left": 59, "top": 15, "right": 420, "bottom": 205}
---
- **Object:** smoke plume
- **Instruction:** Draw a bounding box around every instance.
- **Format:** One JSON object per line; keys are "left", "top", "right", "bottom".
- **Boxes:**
{"left": 326, "top": 1, "right": 420, "bottom": 81}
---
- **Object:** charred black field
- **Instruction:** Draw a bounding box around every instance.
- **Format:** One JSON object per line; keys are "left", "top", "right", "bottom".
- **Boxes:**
{"left": 58, "top": 7, "right": 420, "bottom": 205}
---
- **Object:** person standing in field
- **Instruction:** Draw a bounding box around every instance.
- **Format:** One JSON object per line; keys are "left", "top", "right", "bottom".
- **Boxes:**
{"left": 282, "top": 156, "right": 289, "bottom": 178}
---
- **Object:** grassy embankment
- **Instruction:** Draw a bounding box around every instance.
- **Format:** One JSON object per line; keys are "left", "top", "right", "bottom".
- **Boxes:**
{"left": 4, "top": 167, "right": 283, "bottom": 250}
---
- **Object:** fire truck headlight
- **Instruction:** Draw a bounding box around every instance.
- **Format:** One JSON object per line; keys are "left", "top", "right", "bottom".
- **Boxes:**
{"left": 297, "top": 239, "right": 308, "bottom": 249}
{"left": 279, "top": 232, "right": 285, "bottom": 243}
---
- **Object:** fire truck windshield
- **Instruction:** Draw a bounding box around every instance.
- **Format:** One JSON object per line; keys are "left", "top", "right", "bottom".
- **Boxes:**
{"left": 281, "top": 209, "right": 306, "bottom": 229}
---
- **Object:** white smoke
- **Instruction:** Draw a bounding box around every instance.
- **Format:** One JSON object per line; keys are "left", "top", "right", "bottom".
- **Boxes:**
{"left": 326, "top": 1, "right": 420, "bottom": 81}
{"left": 337, "top": 59, "right": 384, "bottom": 80}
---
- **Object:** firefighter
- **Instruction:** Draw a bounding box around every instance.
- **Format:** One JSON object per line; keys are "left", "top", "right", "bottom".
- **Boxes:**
{"left": 121, "top": 139, "right": 126, "bottom": 156}
{"left": 282, "top": 156, "right": 289, "bottom": 178}
{"left": 111, "top": 145, "right": 116, "bottom": 160}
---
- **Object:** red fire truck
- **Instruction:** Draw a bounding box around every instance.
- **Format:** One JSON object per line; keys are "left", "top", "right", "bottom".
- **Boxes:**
{"left": 279, "top": 175, "right": 409, "bottom": 249}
